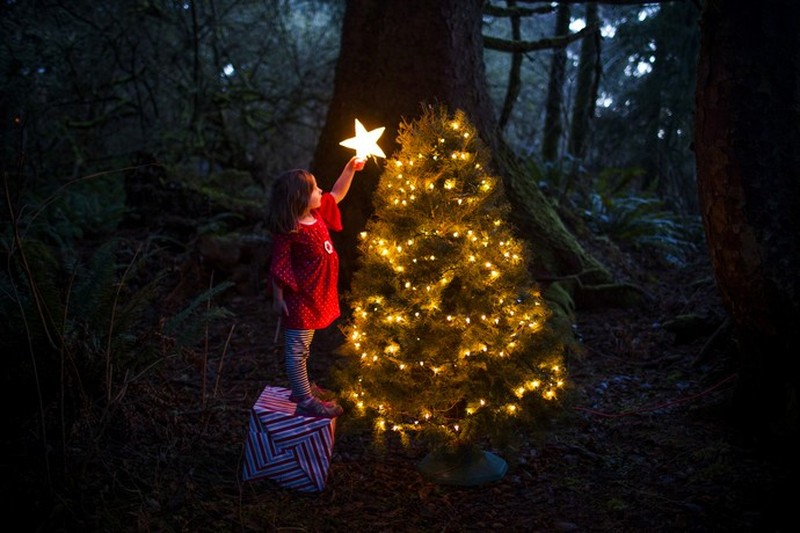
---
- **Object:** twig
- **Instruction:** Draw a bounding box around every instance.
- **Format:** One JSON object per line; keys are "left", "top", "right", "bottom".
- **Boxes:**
{"left": 574, "top": 373, "right": 737, "bottom": 419}
{"left": 106, "top": 244, "right": 142, "bottom": 403}
{"left": 202, "top": 271, "right": 214, "bottom": 408}
{"left": 214, "top": 324, "right": 236, "bottom": 397}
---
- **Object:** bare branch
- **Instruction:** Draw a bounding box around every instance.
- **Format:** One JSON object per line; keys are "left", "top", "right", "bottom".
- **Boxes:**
{"left": 484, "top": 4, "right": 555, "bottom": 17}
{"left": 484, "top": 23, "right": 597, "bottom": 53}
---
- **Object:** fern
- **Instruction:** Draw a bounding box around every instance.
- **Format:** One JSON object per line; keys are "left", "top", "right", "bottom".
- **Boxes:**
{"left": 583, "top": 189, "right": 702, "bottom": 265}
{"left": 162, "top": 280, "right": 235, "bottom": 350}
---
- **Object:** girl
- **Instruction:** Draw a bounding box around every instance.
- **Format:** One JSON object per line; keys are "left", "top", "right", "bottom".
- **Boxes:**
{"left": 267, "top": 157, "right": 364, "bottom": 418}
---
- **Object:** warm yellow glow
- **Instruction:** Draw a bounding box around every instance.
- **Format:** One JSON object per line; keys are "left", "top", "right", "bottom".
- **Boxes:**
{"left": 384, "top": 343, "right": 399, "bottom": 354}
{"left": 339, "top": 118, "right": 386, "bottom": 160}
{"left": 338, "top": 112, "right": 569, "bottom": 450}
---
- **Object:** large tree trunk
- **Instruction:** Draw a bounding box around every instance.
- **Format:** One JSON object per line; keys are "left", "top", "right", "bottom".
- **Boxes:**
{"left": 313, "top": 0, "right": 611, "bottom": 293}
{"left": 566, "top": 2, "right": 599, "bottom": 161}
{"left": 694, "top": 0, "right": 800, "bottom": 448}
{"left": 541, "top": 4, "right": 570, "bottom": 162}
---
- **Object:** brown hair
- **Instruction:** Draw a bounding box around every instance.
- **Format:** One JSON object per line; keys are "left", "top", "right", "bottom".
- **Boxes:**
{"left": 266, "top": 169, "right": 315, "bottom": 234}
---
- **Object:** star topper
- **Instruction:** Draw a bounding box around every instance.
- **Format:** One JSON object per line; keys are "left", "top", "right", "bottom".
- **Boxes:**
{"left": 339, "top": 118, "right": 386, "bottom": 161}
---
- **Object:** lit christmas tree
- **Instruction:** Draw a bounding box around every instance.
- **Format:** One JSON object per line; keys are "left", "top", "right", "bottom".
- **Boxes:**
{"left": 334, "top": 107, "right": 567, "bottom": 458}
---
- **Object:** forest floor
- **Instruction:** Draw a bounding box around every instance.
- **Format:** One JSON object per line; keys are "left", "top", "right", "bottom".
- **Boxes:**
{"left": 12, "top": 233, "right": 794, "bottom": 532}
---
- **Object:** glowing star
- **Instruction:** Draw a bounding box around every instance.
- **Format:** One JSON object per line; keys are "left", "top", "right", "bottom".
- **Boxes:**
{"left": 339, "top": 118, "right": 386, "bottom": 161}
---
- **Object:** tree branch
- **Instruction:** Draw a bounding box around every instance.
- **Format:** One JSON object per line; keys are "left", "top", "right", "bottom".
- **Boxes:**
{"left": 484, "top": 24, "right": 597, "bottom": 53}
{"left": 484, "top": 4, "right": 555, "bottom": 17}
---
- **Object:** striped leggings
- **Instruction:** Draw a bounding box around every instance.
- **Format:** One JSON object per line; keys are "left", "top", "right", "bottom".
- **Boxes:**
{"left": 284, "top": 328, "right": 315, "bottom": 400}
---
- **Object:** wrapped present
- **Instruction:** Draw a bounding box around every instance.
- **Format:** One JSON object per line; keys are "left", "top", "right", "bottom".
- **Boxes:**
{"left": 242, "top": 385, "right": 337, "bottom": 492}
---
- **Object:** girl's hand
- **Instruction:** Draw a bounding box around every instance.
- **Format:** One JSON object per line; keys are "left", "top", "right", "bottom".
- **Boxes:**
{"left": 353, "top": 158, "right": 365, "bottom": 171}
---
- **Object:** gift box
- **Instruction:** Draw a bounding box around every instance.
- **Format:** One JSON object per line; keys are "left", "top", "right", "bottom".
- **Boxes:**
{"left": 242, "top": 385, "right": 337, "bottom": 492}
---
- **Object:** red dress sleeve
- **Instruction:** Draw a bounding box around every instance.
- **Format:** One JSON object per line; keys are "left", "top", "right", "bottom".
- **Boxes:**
{"left": 315, "top": 192, "right": 342, "bottom": 232}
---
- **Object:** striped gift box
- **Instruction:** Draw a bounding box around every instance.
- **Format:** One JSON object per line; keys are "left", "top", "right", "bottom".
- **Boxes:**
{"left": 242, "top": 385, "right": 337, "bottom": 492}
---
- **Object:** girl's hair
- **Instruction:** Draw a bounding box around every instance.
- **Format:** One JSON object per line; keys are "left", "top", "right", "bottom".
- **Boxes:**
{"left": 266, "top": 169, "right": 315, "bottom": 234}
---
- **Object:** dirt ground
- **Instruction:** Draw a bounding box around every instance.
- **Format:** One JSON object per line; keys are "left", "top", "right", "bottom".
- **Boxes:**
{"left": 11, "top": 242, "right": 794, "bottom": 531}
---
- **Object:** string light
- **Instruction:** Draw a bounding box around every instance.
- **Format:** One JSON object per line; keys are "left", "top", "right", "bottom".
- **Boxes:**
{"left": 337, "top": 109, "right": 565, "bottom": 448}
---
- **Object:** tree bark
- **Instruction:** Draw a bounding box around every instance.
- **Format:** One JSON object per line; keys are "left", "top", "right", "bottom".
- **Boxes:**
{"left": 694, "top": 0, "right": 800, "bottom": 447}
{"left": 541, "top": 4, "right": 571, "bottom": 162}
{"left": 498, "top": 0, "right": 523, "bottom": 131}
{"left": 567, "top": 2, "right": 600, "bottom": 160}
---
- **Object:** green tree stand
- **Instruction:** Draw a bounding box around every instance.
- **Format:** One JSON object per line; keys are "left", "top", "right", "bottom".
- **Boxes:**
{"left": 417, "top": 445, "right": 508, "bottom": 486}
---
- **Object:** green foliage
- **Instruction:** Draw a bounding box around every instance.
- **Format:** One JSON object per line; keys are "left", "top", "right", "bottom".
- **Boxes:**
{"left": 529, "top": 158, "right": 701, "bottom": 267}
{"left": 162, "top": 280, "right": 235, "bottom": 350}
{"left": 3, "top": 171, "right": 127, "bottom": 253}
{"left": 1, "top": 233, "right": 155, "bottom": 397}
{"left": 0, "top": 0, "right": 345, "bottom": 182}
{"left": 1, "top": 164, "right": 235, "bottom": 448}
{"left": 333, "top": 107, "right": 568, "bottom": 453}
{"left": 583, "top": 168, "right": 702, "bottom": 265}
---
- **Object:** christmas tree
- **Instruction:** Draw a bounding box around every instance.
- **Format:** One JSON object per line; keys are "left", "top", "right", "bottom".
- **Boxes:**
{"left": 334, "top": 107, "right": 568, "bottom": 453}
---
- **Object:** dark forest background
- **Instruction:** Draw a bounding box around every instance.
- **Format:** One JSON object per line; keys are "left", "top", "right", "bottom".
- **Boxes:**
{"left": 2, "top": 0, "right": 798, "bottom": 530}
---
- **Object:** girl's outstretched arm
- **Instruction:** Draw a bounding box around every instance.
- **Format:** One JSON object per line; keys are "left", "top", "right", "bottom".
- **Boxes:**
{"left": 329, "top": 156, "right": 364, "bottom": 203}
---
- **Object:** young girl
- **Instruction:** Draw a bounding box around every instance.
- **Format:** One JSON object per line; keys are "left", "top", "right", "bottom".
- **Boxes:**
{"left": 267, "top": 157, "right": 364, "bottom": 418}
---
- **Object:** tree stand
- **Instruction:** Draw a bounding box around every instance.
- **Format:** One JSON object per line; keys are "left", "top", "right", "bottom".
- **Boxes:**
{"left": 417, "top": 445, "right": 508, "bottom": 486}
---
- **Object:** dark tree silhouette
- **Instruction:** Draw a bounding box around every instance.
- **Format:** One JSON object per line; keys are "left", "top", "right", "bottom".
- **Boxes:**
{"left": 694, "top": 0, "right": 799, "bottom": 447}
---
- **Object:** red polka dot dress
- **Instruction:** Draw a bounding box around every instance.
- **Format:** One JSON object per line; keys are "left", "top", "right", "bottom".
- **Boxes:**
{"left": 269, "top": 193, "right": 343, "bottom": 330}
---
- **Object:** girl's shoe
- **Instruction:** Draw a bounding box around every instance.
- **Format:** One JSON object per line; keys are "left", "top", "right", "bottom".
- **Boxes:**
{"left": 295, "top": 397, "right": 343, "bottom": 418}
{"left": 289, "top": 382, "right": 334, "bottom": 403}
